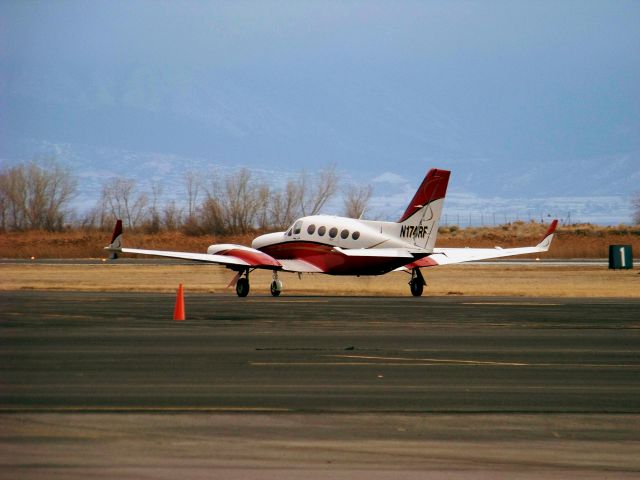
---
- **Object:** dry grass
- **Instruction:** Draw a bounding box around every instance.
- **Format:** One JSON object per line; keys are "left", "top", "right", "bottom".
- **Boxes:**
{"left": 2, "top": 263, "right": 638, "bottom": 297}
{"left": 0, "top": 222, "right": 638, "bottom": 259}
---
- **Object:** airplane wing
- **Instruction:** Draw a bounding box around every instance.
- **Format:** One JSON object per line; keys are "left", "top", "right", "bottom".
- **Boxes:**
{"left": 105, "top": 220, "right": 281, "bottom": 270}
{"left": 113, "top": 247, "right": 277, "bottom": 267}
{"left": 402, "top": 220, "right": 558, "bottom": 269}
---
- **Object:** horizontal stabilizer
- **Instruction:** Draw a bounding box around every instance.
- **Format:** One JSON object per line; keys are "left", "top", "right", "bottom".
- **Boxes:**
{"left": 401, "top": 220, "right": 558, "bottom": 269}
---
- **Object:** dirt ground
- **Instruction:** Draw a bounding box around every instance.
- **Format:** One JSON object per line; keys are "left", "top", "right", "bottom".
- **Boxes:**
{"left": 1, "top": 262, "right": 638, "bottom": 297}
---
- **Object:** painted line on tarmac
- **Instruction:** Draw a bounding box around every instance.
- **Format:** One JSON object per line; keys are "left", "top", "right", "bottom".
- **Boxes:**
{"left": 330, "top": 354, "right": 528, "bottom": 366}
{"left": 250, "top": 361, "right": 640, "bottom": 368}
{"left": 0, "top": 407, "right": 292, "bottom": 413}
{"left": 250, "top": 362, "right": 435, "bottom": 366}
{"left": 251, "top": 354, "right": 640, "bottom": 369}
{"left": 246, "top": 299, "right": 330, "bottom": 303}
{"left": 462, "top": 302, "right": 562, "bottom": 306}
{"left": 330, "top": 354, "right": 640, "bottom": 368}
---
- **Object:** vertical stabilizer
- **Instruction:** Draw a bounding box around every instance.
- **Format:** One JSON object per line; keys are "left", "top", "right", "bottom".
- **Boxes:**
{"left": 397, "top": 169, "right": 450, "bottom": 250}
{"left": 106, "top": 219, "right": 123, "bottom": 259}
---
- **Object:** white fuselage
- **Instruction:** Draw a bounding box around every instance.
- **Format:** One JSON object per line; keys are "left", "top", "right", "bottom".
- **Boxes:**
{"left": 251, "top": 215, "right": 428, "bottom": 275}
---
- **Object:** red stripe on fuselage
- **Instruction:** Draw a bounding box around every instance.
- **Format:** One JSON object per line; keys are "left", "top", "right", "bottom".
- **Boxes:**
{"left": 259, "top": 241, "right": 426, "bottom": 275}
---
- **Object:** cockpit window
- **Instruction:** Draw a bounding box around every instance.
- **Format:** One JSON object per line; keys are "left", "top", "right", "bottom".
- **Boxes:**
{"left": 286, "top": 228, "right": 292, "bottom": 236}
{"left": 293, "top": 221, "right": 303, "bottom": 235}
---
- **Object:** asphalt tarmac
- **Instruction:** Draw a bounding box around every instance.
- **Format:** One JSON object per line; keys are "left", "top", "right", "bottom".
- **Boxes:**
{"left": 1, "top": 292, "right": 639, "bottom": 478}
{"left": 2, "top": 291, "right": 639, "bottom": 412}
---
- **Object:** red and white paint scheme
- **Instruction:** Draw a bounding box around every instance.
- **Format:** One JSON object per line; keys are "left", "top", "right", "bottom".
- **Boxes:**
{"left": 106, "top": 168, "right": 557, "bottom": 297}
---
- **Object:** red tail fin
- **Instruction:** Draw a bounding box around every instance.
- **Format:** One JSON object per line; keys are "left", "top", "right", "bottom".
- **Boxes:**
{"left": 110, "top": 219, "right": 123, "bottom": 245}
{"left": 398, "top": 169, "right": 450, "bottom": 223}
{"left": 536, "top": 219, "right": 558, "bottom": 250}
{"left": 106, "top": 220, "right": 123, "bottom": 259}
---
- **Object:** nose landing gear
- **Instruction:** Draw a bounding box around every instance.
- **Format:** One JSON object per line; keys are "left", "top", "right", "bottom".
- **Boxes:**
{"left": 270, "top": 272, "right": 283, "bottom": 297}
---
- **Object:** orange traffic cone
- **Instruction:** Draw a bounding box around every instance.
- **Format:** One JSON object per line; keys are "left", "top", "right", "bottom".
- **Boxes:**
{"left": 173, "top": 283, "right": 185, "bottom": 321}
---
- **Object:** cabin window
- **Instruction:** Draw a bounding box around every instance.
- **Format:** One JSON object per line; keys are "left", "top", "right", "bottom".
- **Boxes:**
{"left": 329, "top": 227, "right": 338, "bottom": 238}
{"left": 340, "top": 229, "right": 349, "bottom": 239}
{"left": 352, "top": 231, "right": 360, "bottom": 240}
{"left": 293, "top": 221, "right": 303, "bottom": 235}
{"left": 318, "top": 226, "right": 326, "bottom": 236}
{"left": 307, "top": 224, "right": 316, "bottom": 235}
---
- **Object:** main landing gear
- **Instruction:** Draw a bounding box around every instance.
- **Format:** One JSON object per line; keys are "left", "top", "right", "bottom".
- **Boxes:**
{"left": 235, "top": 272, "right": 250, "bottom": 297}
{"left": 409, "top": 268, "right": 425, "bottom": 297}
{"left": 233, "top": 269, "right": 283, "bottom": 297}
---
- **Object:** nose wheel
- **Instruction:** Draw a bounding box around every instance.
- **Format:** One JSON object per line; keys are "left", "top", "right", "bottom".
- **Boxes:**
{"left": 270, "top": 272, "right": 283, "bottom": 297}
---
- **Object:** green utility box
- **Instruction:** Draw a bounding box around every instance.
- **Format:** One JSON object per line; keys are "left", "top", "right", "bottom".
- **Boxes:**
{"left": 608, "top": 245, "right": 633, "bottom": 269}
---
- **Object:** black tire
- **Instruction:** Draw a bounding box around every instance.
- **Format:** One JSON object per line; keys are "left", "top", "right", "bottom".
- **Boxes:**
{"left": 409, "top": 279, "right": 423, "bottom": 297}
{"left": 270, "top": 280, "right": 281, "bottom": 297}
{"left": 236, "top": 277, "right": 250, "bottom": 297}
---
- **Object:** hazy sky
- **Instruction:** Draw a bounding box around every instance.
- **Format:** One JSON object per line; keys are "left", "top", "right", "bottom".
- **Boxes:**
{"left": 1, "top": 1, "right": 639, "bottom": 220}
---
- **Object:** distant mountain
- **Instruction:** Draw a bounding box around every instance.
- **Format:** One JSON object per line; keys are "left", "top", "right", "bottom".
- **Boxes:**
{"left": 2, "top": 59, "right": 638, "bottom": 226}
{"left": 2, "top": 139, "right": 635, "bottom": 226}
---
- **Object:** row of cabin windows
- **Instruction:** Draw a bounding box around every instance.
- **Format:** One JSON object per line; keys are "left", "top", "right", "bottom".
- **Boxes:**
{"left": 287, "top": 221, "right": 360, "bottom": 241}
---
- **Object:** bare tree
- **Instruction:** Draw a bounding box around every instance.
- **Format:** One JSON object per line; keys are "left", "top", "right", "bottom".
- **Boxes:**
{"left": 100, "top": 177, "right": 149, "bottom": 229}
{"left": 188, "top": 196, "right": 226, "bottom": 235}
{"left": 221, "top": 168, "right": 268, "bottom": 234}
{"left": 0, "top": 160, "right": 77, "bottom": 231}
{"left": 35, "top": 160, "right": 76, "bottom": 230}
{"left": 270, "top": 178, "right": 304, "bottom": 229}
{"left": 223, "top": 169, "right": 250, "bottom": 233}
{"left": 343, "top": 183, "right": 373, "bottom": 219}
{"left": 77, "top": 204, "right": 106, "bottom": 230}
{"left": 162, "top": 200, "right": 183, "bottom": 231}
{"left": 0, "top": 186, "right": 6, "bottom": 231}
{"left": 145, "top": 181, "right": 163, "bottom": 233}
{"left": 0, "top": 164, "right": 26, "bottom": 230}
{"left": 196, "top": 168, "right": 271, "bottom": 234}
{"left": 300, "top": 164, "right": 339, "bottom": 216}
{"left": 184, "top": 171, "right": 200, "bottom": 220}
{"left": 190, "top": 170, "right": 225, "bottom": 235}
{"left": 255, "top": 184, "right": 272, "bottom": 230}
{"left": 633, "top": 192, "right": 640, "bottom": 225}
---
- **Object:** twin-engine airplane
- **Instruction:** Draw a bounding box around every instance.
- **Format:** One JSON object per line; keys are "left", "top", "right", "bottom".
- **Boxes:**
{"left": 106, "top": 168, "right": 557, "bottom": 297}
